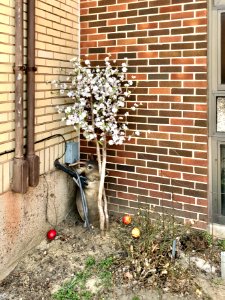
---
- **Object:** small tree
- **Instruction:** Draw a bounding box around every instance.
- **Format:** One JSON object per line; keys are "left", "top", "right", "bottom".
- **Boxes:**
{"left": 51, "top": 57, "right": 138, "bottom": 232}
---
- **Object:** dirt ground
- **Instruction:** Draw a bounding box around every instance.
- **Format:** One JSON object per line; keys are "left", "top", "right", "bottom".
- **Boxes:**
{"left": 1, "top": 213, "right": 225, "bottom": 300}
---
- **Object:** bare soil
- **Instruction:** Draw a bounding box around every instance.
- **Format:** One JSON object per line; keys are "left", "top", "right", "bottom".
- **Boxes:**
{"left": 1, "top": 213, "right": 225, "bottom": 300}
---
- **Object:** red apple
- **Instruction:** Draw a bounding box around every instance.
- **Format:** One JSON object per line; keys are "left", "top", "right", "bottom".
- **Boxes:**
{"left": 122, "top": 214, "right": 131, "bottom": 225}
{"left": 47, "top": 229, "right": 57, "bottom": 240}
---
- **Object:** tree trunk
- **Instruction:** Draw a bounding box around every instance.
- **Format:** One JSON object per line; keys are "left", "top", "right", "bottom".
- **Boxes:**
{"left": 103, "top": 189, "right": 109, "bottom": 230}
{"left": 96, "top": 138, "right": 109, "bottom": 232}
{"left": 95, "top": 139, "right": 105, "bottom": 231}
{"left": 101, "top": 142, "right": 109, "bottom": 230}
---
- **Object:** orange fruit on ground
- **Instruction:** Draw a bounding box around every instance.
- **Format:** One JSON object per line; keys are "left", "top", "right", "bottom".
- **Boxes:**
{"left": 122, "top": 214, "right": 132, "bottom": 225}
{"left": 131, "top": 227, "right": 140, "bottom": 238}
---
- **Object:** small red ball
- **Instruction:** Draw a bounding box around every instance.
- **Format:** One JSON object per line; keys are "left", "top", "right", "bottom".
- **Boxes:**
{"left": 122, "top": 214, "right": 132, "bottom": 225}
{"left": 47, "top": 229, "right": 57, "bottom": 240}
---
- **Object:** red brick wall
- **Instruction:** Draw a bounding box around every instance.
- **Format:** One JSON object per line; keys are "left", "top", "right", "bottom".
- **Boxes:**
{"left": 80, "top": 0, "right": 208, "bottom": 229}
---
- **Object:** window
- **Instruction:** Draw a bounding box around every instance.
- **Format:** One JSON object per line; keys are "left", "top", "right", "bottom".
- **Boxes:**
{"left": 217, "top": 10, "right": 225, "bottom": 89}
{"left": 217, "top": 97, "right": 225, "bottom": 132}
{"left": 221, "top": 13, "right": 225, "bottom": 84}
{"left": 210, "top": 1, "right": 225, "bottom": 224}
{"left": 220, "top": 144, "right": 225, "bottom": 215}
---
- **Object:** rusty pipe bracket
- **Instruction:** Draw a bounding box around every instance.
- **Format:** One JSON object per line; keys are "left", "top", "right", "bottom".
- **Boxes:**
{"left": 26, "top": 66, "right": 37, "bottom": 72}
{"left": 13, "top": 65, "right": 26, "bottom": 73}
{"left": 13, "top": 65, "right": 37, "bottom": 73}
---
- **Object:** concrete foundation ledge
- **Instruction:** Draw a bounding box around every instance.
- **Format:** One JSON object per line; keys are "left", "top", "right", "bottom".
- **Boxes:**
{"left": 0, "top": 170, "right": 75, "bottom": 281}
{"left": 208, "top": 223, "right": 225, "bottom": 239}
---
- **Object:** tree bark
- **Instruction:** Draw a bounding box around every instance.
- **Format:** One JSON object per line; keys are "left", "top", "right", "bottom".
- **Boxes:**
{"left": 103, "top": 189, "right": 109, "bottom": 230}
{"left": 97, "top": 139, "right": 107, "bottom": 232}
{"left": 91, "top": 97, "right": 109, "bottom": 232}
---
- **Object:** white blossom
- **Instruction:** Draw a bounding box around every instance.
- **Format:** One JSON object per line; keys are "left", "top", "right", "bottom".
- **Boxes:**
{"left": 135, "top": 130, "right": 140, "bottom": 136}
{"left": 52, "top": 57, "right": 136, "bottom": 145}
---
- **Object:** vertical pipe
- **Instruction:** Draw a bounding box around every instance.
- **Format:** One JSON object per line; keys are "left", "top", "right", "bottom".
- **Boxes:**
{"left": 12, "top": 0, "right": 29, "bottom": 193}
{"left": 27, "top": 0, "right": 40, "bottom": 186}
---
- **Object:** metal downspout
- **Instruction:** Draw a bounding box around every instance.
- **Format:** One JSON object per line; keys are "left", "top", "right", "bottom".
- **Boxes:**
{"left": 27, "top": 0, "right": 40, "bottom": 187}
{"left": 12, "top": 0, "right": 29, "bottom": 193}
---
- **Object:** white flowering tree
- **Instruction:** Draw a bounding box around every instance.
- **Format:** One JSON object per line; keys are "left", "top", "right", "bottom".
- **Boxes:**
{"left": 52, "top": 57, "right": 138, "bottom": 232}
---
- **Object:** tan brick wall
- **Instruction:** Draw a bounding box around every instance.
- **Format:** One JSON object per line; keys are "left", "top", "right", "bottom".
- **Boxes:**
{"left": 0, "top": 0, "right": 79, "bottom": 281}
{"left": 0, "top": 0, "right": 79, "bottom": 193}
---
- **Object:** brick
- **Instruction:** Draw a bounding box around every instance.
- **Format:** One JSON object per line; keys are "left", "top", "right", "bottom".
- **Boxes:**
{"left": 171, "top": 119, "right": 193, "bottom": 126}
{"left": 138, "top": 181, "right": 159, "bottom": 190}
{"left": 138, "top": 23, "right": 158, "bottom": 30}
{"left": 170, "top": 164, "right": 193, "bottom": 173}
{"left": 149, "top": 29, "right": 170, "bottom": 36}
{"left": 128, "top": 2, "right": 148, "bottom": 9}
{"left": 108, "top": 18, "right": 126, "bottom": 26}
{"left": 160, "top": 66, "right": 182, "bottom": 73}
{"left": 99, "top": 0, "right": 116, "bottom": 5}
{"left": 118, "top": 10, "right": 138, "bottom": 18}
{"left": 172, "top": 43, "right": 194, "bottom": 50}
{"left": 79, "top": 0, "right": 209, "bottom": 225}
{"left": 194, "top": 166, "right": 208, "bottom": 175}
{"left": 128, "top": 186, "right": 148, "bottom": 196}
{"left": 109, "top": 197, "right": 129, "bottom": 207}
{"left": 118, "top": 178, "right": 137, "bottom": 187}
{"left": 117, "top": 164, "right": 135, "bottom": 172}
{"left": 108, "top": 32, "right": 126, "bottom": 39}
{"left": 89, "top": 47, "right": 106, "bottom": 53}
{"left": 98, "top": 40, "right": 116, "bottom": 46}
{"left": 183, "top": 34, "right": 207, "bottom": 42}
{"left": 149, "top": 13, "right": 170, "bottom": 22}
{"left": 138, "top": 195, "right": 160, "bottom": 205}
{"left": 149, "top": 87, "right": 171, "bottom": 94}
{"left": 108, "top": 4, "right": 127, "bottom": 12}
{"left": 173, "top": 194, "right": 195, "bottom": 205}
{"left": 185, "top": 2, "right": 207, "bottom": 11}
{"left": 80, "top": 14, "right": 97, "bottom": 22}
{"left": 118, "top": 24, "right": 136, "bottom": 31}
{"left": 128, "top": 30, "right": 148, "bottom": 37}
{"left": 107, "top": 46, "right": 126, "bottom": 52}
{"left": 118, "top": 38, "right": 137, "bottom": 45}
{"left": 108, "top": 183, "right": 128, "bottom": 192}
{"left": 99, "top": 12, "right": 117, "bottom": 20}
{"left": 118, "top": 52, "right": 136, "bottom": 59}
{"left": 118, "top": 192, "right": 137, "bottom": 201}
{"left": 141, "top": 8, "right": 159, "bottom": 16}
{"left": 89, "top": 20, "right": 106, "bottom": 27}
{"left": 172, "top": 88, "right": 194, "bottom": 95}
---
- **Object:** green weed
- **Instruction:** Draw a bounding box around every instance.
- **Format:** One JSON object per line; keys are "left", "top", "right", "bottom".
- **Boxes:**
{"left": 131, "top": 296, "right": 141, "bottom": 300}
{"left": 53, "top": 256, "right": 114, "bottom": 300}
{"left": 217, "top": 239, "right": 225, "bottom": 251}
